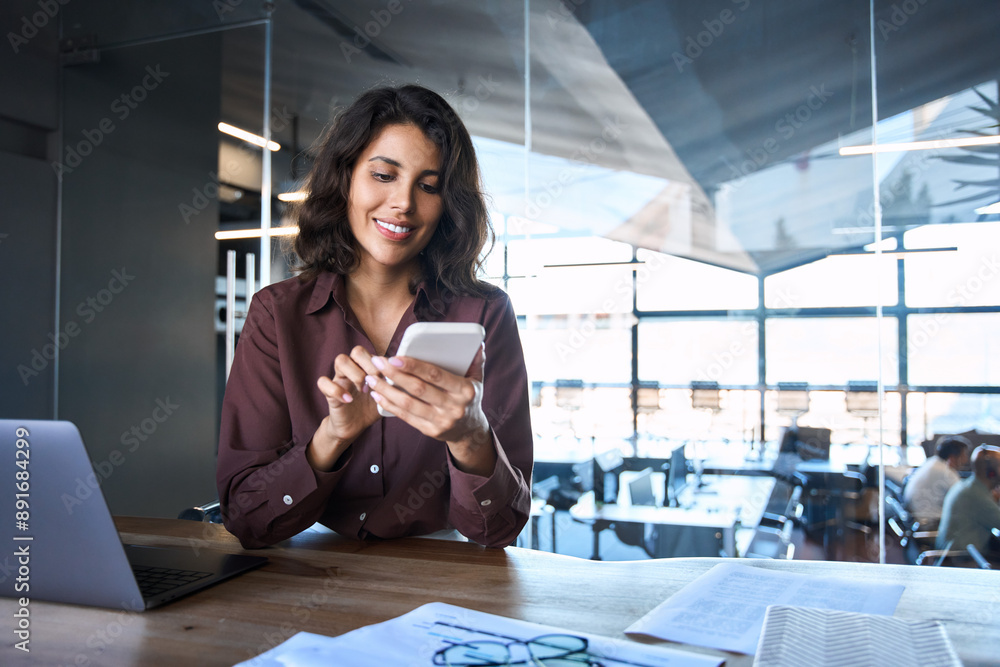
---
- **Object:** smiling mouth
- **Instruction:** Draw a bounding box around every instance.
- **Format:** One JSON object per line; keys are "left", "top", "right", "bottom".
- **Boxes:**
{"left": 375, "top": 219, "right": 413, "bottom": 234}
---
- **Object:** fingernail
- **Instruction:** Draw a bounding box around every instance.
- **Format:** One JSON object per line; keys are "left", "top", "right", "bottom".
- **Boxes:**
{"left": 370, "top": 391, "right": 382, "bottom": 402}
{"left": 371, "top": 356, "right": 385, "bottom": 370}
{"left": 341, "top": 393, "right": 353, "bottom": 403}
{"left": 362, "top": 384, "right": 371, "bottom": 394}
{"left": 365, "top": 375, "right": 377, "bottom": 388}
{"left": 388, "top": 357, "right": 404, "bottom": 367}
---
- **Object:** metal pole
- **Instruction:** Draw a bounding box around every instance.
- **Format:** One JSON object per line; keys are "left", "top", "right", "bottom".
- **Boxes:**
{"left": 869, "top": 0, "right": 886, "bottom": 565}
{"left": 225, "top": 250, "right": 237, "bottom": 380}
{"left": 245, "top": 253, "right": 256, "bottom": 305}
{"left": 259, "top": 11, "right": 273, "bottom": 288}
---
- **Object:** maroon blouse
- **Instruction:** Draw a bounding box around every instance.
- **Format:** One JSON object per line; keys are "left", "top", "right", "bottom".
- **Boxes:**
{"left": 216, "top": 271, "right": 533, "bottom": 548}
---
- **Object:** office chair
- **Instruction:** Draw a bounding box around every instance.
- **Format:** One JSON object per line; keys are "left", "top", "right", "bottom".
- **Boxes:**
{"left": 915, "top": 543, "right": 993, "bottom": 569}
{"left": 178, "top": 500, "right": 223, "bottom": 523}
{"left": 614, "top": 522, "right": 658, "bottom": 559}
{"left": 797, "top": 469, "right": 868, "bottom": 559}
{"left": 746, "top": 482, "right": 802, "bottom": 559}
{"left": 884, "top": 494, "right": 937, "bottom": 564}
{"left": 744, "top": 520, "right": 796, "bottom": 559}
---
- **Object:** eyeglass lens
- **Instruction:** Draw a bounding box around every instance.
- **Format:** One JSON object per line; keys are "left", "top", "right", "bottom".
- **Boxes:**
{"left": 440, "top": 634, "right": 590, "bottom": 666}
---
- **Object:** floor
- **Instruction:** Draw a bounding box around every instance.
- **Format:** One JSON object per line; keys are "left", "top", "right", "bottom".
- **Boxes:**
{"left": 520, "top": 507, "right": 910, "bottom": 564}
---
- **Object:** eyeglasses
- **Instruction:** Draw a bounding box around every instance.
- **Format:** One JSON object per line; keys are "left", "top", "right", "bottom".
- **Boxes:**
{"left": 433, "top": 633, "right": 602, "bottom": 666}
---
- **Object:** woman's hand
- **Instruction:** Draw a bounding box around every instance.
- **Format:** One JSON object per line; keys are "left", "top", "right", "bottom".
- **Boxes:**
{"left": 365, "top": 344, "right": 497, "bottom": 476}
{"left": 308, "top": 346, "right": 382, "bottom": 471}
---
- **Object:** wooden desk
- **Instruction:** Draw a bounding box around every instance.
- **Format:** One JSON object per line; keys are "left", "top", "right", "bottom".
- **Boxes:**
{"left": 3, "top": 517, "right": 999, "bottom": 666}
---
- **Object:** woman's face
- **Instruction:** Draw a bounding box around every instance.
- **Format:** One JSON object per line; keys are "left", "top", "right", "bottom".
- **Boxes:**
{"left": 346, "top": 123, "right": 444, "bottom": 276}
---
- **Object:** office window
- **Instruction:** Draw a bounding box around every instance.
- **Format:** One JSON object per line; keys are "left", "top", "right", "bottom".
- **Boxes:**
{"left": 765, "top": 318, "right": 898, "bottom": 385}
{"left": 907, "top": 392, "right": 1000, "bottom": 446}
{"left": 764, "top": 389, "right": 902, "bottom": 447}
{"left": 638, "top": 320, "right": 758, "bottom": 385}
{"left": 531, "top": 385, "right": 634, "bottom": 445}
{"left": 907, "top": 313, "right": 1000, "bottom": 386}
{"left": 637, "top": 388, "right": 759, "bottom": 446}
{"left": 904, "top": 222, "right": 1000, "bottom": 308}
{"left": 506, "top": 236, "right": 633, "bottom": 275}
{"left": 506, "top": 236, "right": 634, "bottom": 314}
{"left": 635, "top": 249, "right": 758, "bottom": 311}
{"left": 520, "top": 322, "right": 632, "bottom": 384}
{"left": 479, "top": 210, "right": 509, "bottom": 280}
{"left": 764, "top": 255, "right": 898, "bottom": 309}
{"left": 507, "top": 269, "right": 633, "bottom": 315}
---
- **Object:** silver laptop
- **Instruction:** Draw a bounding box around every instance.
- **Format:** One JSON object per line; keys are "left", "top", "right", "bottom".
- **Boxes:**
{"left": 0, "top": 419, "right": 266, "bottom": 610}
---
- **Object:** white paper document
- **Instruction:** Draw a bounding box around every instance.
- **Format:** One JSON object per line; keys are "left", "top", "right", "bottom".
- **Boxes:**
{"left": 625, "top": 562, "right": 905, "bottom": 655}
{"left": 234, "top": 601, "right": 723, "bottom": 667}
{"left": 753, "top": 605, "right": 961, "bottom": 667}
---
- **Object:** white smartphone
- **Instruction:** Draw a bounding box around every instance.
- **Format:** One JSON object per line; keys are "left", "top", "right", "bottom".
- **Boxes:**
{"left": 377, "top": 321, "right": 486, "bottom": 417}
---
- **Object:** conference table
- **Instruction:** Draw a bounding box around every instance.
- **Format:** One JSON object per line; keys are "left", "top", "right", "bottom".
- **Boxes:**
{"left": 570, "top": 475, "right": 777, "bottom": 559}
{"left": 3, "top": 517, "right": 1000, "bottom": 666}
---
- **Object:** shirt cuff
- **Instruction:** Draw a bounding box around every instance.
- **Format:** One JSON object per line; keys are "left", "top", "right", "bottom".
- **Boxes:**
{"left": 447, "top": 430, "right": 521, "bottom": 518}
{"left": 262, "top": 439, "right": 354, "bottom": 523}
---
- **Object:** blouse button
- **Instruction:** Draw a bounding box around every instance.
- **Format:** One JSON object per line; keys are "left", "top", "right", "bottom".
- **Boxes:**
{"left": 370, "top": 464, "right": 380, "bottom": 474}
{"left": 282, "top": 494, "right": 293, "bottom": 505}
{"left": 360, "top": 512, "right": 367, "bottom": 521}
{"left": 480, "top": 499, "right": 492, "bottom": 507}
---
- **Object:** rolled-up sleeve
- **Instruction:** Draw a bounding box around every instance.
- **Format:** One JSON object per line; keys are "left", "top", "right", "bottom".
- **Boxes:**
{"left": 446, "top": 293, "right": 533, "bottom": 547}
{"left": 216, "top": 289, "right": 344, "bottom": 548}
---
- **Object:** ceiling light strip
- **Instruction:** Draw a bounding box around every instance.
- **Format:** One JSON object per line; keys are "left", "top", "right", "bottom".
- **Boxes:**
{"left": 218, "top": 122, "right": 281, "bottom": 151}
{"left": 216, "top": 227, "right": 299, "bottom": 240}
{"left": 839, "top": 134, "right": 1000, "bottom": 156}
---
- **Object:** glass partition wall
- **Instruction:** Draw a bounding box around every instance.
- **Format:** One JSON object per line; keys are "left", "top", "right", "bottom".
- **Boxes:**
{"left": 56, "top": 6, "right": 271, "bottom": 517}
{"left": 233, "top": 1, "right": 1000, "bottom": 562}
{"left": 499, "top": 0, "right": 1000, "bottom": 563}
{"left": 53, "top": 1, "right": 999, "bottom": 558}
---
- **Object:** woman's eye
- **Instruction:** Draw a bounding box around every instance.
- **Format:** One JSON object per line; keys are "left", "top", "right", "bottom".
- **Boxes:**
{"left": 372, "top": 171, "right": 393, "bottom": 182}
{"left": 420, "top": 183, "right": 439, "bottom": 195}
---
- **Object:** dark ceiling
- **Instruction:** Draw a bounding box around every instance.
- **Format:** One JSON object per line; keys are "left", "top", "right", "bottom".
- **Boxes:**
{"left": 580, "top": 0, "right": 1000, "bottom": 193}
{"left": 63, "top": 0, "right": 1000, "bottom": 274}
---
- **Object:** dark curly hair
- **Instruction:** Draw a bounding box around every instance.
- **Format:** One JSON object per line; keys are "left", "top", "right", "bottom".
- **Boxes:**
{"left": 936, "top": 435, "right": 972, "bottom": 461}
{"left": 288, "top": 84, "right": 494, "bottom": 297}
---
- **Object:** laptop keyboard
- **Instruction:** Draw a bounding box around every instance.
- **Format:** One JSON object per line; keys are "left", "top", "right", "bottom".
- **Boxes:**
{"left": 133, "top": 565, "right": 213, "bottom": 598}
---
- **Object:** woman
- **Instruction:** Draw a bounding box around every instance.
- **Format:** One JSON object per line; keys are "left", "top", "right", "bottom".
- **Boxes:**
{"left": 216, "top": 85, "right": 533, "bottom": 549}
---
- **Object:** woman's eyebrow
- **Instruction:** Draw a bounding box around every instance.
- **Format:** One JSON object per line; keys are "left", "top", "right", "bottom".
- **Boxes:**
{"left": 368, "top": 155, "right": 401, "bottom": 167}
{"left": 368, "top": 155, "right": 440, "bottom": 177}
